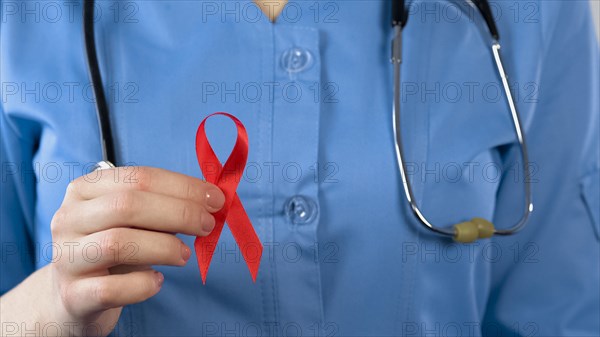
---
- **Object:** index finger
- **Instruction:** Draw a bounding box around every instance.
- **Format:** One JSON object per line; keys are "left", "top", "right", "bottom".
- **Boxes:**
{"left": 67, "top": 166, "right": 225, "bottom": 211}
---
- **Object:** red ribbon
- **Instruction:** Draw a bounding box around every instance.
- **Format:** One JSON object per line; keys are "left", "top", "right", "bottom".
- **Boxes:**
{"left": 195, "top": 112, "right": 262, "bottom": 284}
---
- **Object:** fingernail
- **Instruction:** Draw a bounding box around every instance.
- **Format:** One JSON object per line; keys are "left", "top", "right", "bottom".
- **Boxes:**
{"left": 202, "top": 213, "right": 216, "bottom": 233}
{"left": 205, "top": 187, "right": 225, "bottom": 211}
{"left": 155, "top": 271, "right": 164, "bottom": 287}
{"left": 181, "top": 243, "right": 191, "bottom": 262}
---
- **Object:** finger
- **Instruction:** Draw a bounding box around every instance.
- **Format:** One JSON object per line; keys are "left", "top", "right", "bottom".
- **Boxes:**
{"left": 64, "top": 228, "right": 191, "bottom": 275}
{"left": 67, "top": 166, "right": 225, "bottom": 212}
{"left": 62, "top": 190, "right": 215, "bottom": 236}
{"left": 65, "top": 269, "right": 163, "bottom": 317}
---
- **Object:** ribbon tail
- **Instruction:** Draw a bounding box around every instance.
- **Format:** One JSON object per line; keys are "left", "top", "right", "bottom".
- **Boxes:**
{"left": 226, "top": 195, "right": 263, "bottom": 282}
{"left": 194, "top": 214, "right": 226, "bottom": 284}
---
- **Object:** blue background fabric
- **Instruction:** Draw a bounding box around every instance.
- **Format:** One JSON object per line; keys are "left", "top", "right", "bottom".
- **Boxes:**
{"left": 1, "top": 0, "right": 599, "bottom": 336}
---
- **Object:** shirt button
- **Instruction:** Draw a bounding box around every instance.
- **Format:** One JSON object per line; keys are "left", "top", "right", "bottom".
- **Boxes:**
{"left": 284, "top": 195, "right": 318, "bottom": 224}
{"left": 281, "top": 47, "right": 313, "bottom": 73}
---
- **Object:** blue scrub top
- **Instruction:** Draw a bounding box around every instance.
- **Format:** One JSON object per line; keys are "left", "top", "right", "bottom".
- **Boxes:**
{"left": 2, "top": 0, "right": 599, "bottom": 336}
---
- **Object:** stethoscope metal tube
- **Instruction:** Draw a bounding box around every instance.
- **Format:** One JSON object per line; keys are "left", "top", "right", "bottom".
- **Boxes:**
{"left": 490, "top": 42, "right": 534, "bottom": 235}
{"left": 391, "top": 0, "right": 533, "bottom": 242}
{"left": 392, "top": 23, "right": 455, "bottom": 238}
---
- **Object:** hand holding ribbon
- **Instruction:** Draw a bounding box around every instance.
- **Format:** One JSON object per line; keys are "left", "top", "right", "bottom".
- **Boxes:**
{"left": 195, "top": 112, "right": 263, "bottom": 283}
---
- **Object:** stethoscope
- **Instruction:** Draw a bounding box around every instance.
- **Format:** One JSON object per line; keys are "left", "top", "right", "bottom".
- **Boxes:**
{"left": 83, "top": 0, "right": 533, "bottom": 243}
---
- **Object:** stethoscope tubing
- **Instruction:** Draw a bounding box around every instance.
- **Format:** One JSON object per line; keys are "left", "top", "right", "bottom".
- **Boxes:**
{"left": 83, "top": 0, "right": 117, "bottom": 166}
{"left": 391, "top": 0, "right": 533, "bottom": 241}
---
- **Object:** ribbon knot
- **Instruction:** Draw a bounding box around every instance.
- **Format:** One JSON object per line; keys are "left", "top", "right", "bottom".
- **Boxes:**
{"left": 195, "top": 112, "right": 263, "bottom": 284}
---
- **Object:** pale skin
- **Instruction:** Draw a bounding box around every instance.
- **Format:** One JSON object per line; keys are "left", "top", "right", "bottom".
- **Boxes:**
{"left": 255, "top": 0, "right": 287, "bottom": 22}
{"left": 0, "top": 167, "right": 226, "bottom": 337}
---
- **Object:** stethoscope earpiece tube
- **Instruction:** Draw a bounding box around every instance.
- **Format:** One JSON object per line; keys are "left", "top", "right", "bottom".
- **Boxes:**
{"left": 83, "top": 0, "right": 117, "bottom": 167}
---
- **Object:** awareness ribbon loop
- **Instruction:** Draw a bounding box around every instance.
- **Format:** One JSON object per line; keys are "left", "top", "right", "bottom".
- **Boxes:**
{"left": 195, "top": 112, "right": 263, "bottom": 284}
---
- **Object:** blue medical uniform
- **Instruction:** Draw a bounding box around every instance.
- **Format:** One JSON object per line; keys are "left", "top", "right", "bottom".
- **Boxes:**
{"left": 1, "top": 0, "right": 599, "bottom": 336}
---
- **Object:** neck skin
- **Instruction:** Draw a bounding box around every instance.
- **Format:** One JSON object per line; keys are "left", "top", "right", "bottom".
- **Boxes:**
{"left": 254, "top": 0, "right": 288, "bottom": 22}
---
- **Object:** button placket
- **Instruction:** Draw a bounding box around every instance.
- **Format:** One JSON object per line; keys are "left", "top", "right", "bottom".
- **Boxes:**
{"left": 271, "top": 24, "right": 324, "bottom": 331}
